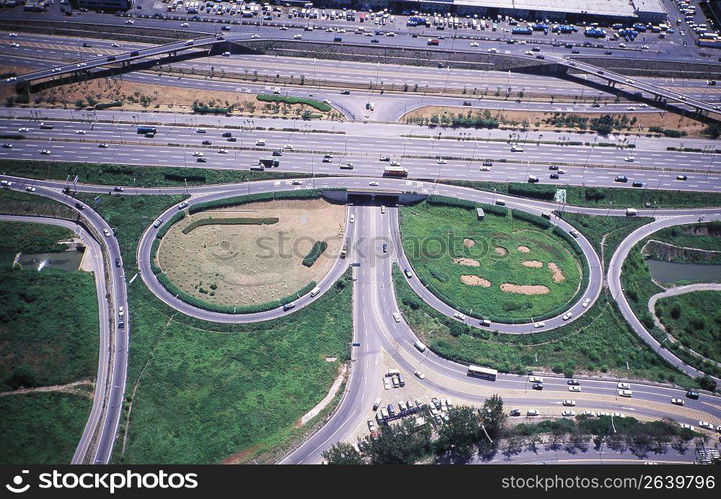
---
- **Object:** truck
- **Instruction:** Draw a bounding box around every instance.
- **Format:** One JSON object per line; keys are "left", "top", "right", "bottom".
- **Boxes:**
{"left": 383, "top": 166, "right": 408, "bottom": 177}
{"left": 137, "top": 126, "right": 157, "bottom": 135}
{"left": 250, "top": 164, "right": 265, "bottom": 171}
{"left": 259, "top": 158, "right": 279, "bottom": 168}
{"left": 340, "top": 240, "right": 349, "bottom": 258}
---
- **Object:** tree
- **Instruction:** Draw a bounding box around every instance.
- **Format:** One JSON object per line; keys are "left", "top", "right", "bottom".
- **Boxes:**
{"left": 435, "top": 406, "right": 481, "bottom": 462}
{"left": 322, "top": 442, "right": 364, "bottom": 464}
{"left": 362, "top": 419, "right": 431, "bottom": 464}
{"left": 480, "top": 394, "right": 506, "bottom": 441}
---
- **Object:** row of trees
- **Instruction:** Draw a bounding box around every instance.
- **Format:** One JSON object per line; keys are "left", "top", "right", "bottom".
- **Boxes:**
{"left": 322, "top": 395, "right": 506, "bottom": 464}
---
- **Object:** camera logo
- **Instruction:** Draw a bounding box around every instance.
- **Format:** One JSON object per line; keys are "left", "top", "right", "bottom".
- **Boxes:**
{"left": 5, "top": 470, "right": 30, "bottom": 494}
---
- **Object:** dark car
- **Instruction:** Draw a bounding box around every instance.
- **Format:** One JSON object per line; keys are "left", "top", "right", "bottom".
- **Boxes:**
{"left": 686, "top": 390, "right": 700, "bottom": 399}
{"left": 340, "top": 90, "right": 351, "bottom": 95}
{"left": 115, "top": 257, "right": 121, "bottom": 267}
{"left": 202, "top": 140, "right": 212, "bottom": 145}
{"left": 82, "top": 42, "right": 92, "bottom": 47}
{"left": 567, "top": 379, "right": 580, "bottom": 386}
{"left": 463, "top": 101, "right": 472, "bottom": 106}
{"left": 226, "top": 137, "right": 237, "bottom": 142}
{"left": 113, "top": 186, "right": 124, "bottom": 192}
{"left": 615, "top": 175, "right": 628, "bottom": 183}
{"left": 75, "top": 202, "right": 84, "bottom": 210}
{"left": 222, "top": 132, "right": 232, "bottom": 137}
{"left": 510, "top": 409, "right": 521, "bottom": 416}
{"left": 532, "top": 382, "right": 544, "bottom": 390}
{"left": 550, "top": 173, "right": 559, "bottom": 179}
{"left": 282, "top": 302, "right": 296, "bottom": 311}
{"left": 571, "top": 49, "right": 580, "bottom": 54}
{"left": 604, "top": 50, "right": 613, "bottom": 55}
{"left": 107, "top": 56, "right": 116, "bottom": 62}
{"left": 130, "top": 50, "right": 139, "bottom": 56}
{"left": 382, "top": 243, "right": 388, "bottom": 253}
{"left": 632, "top": 181, "right": 644, "bottom": 187}
{"left": 196, "top": 157, "right": 207, "bottom": 163}
{"left": 549, "top": 165, "right": 559, "bottom": 170}
{"left": 371, "top": 39, "right": 379, "bottom": 43}
{"left": 535, "top": 54, "right": 545, "bottom": 59}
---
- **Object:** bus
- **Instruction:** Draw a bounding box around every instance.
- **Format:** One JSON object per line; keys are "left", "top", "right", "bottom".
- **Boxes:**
{"left": 137, "top": 126, "right": 157, "bottom": 135}
{"left": 383, "top": 166, "right": 408, "bottom": 177}
{"left": 467, "top": 365, "right": 498, "bottom": 381}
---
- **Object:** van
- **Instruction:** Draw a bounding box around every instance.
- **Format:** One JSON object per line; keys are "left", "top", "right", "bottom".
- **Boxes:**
{"left": 282, "top": 302, "right": 296, "bottom": 311}
{"left": 480, "top": 319, "right": 491, "bottom": 327}
{"left": 385, "top": 369, "right": 400, "bottom": 377}
{"left": 625, "top": 208, "right": 638, "bottom": 216}
{"left": 310, "top": 286, "right": 321, "bottom": 297}
{"left": 414, "top": 341, "right": 427, "bottom": 353}
{"left": 255, "top": 139, "right": 266, "bottom": 146}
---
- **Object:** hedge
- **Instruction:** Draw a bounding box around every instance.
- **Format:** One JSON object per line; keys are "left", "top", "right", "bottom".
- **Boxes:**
{"left": 302, "top": 240, "right": 328, "bottom": 268}
{"left": 156, "top": 271, "right": 318, "bottom": 314}
{"left": 188, "top": 189, "right": 323, "bottom": 214}
{"left": 426, "top": 195, "right": 477, "bottom": 210}
{"left": 507, "top": 183, "right": 557, "bottom": 200}
{"left": 256, "top": 94, "right": 332, "bottom": 112}
{"left": 510, "top": 209, "right": 552, "bottom": 230}
{"left": 156, "top": 211, "right": 186, "bottom": 240}
{"left": 181, "top": 217, "right": 279, "bottom": 235}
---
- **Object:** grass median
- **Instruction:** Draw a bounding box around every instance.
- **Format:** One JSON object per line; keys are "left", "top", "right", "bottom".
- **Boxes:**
{"left": 77, "top": 193, "right": 354, "bottom": 464}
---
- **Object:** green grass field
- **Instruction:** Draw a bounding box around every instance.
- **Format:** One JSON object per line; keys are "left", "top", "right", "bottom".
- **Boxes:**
{"left": 444, "top": 180, "right": 721, "bottom": 209}
{"left": 655, "top": 291, "right": 721, "bottom": 365}
{"left": 0, "top": 222, "right": 99, "bottom": 391}
{"left": 0, "top": 188, "right": 78, "bottom": 219}
{"left": 0, "top": 392, "right": 91, "bottom": 464}
{"left": 621, "top": 241, "right": 721, "bottom": 379}
{"left": 78, "top": 193, "right": 354, "bottom": 463}
{"left": 645, "top": 222, "right": 721, "bottom": 264}
{"left": 400, "top": 202, "right": 582, "bottom": 321}
{"left": 559, "top": 213, "right": 653, "bottom": 266}
{"left": 394, "top": 266, "right": 696, "bottom": 385}
{"left": 0, "top": 160, "right": 309, "bottom": 188}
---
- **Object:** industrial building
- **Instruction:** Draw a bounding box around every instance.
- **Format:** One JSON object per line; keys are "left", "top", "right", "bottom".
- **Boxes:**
{"left": 353, "top": 0, "right": 668, "bottom": 24}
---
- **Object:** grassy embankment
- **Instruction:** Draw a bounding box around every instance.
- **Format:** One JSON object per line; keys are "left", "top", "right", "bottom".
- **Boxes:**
{"left": 444, "top": 180, "right": 721, "bottom": 209}
{"left": 74, "top": 193, "right": 354, "bottom": 464}
{"left": 0, "top": 219, "right": 98, "bottom": 464}
{"left": 0, "top": 160, "right": 309, "bottom": 188}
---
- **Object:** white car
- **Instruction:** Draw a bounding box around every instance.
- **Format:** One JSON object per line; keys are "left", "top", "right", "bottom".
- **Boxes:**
{"left": 562, "top": 410, "right": 576, "bottom": 417}
{"left": 562, "top": 312, "right": 573, "bottom": 320}
{"left": 9, "top": 33, "right": 17, "bottom": 37}
{"left": 180, "top": 22, "right": 190, "bottom": 27}
{"left": 488, "top": 47, "right": 497, "bottom": 53}
{"left": 470, "top": 42, "right": 479, "bottom": 47}
{"left": 251, "top": 34, "right": 260, "bottom": 39}
{"left": 453, "top": 312, "right": 466, "bottom": 321}
{"left": 283, "top": 144, "right": 294, "bottom": 150}
{"left": 40, "top": 150, "right": 51, "bottom": 155}
{"left": 533, "top": 321, "right": 545, "bottom": 328}
{"left": 111, "top": 43, "right": 121, "bottom": 48}
{"left": 582, "top": 298, "right": 591, "bottom": 307}
{"left": 367, "top": 420, "right": 376, "bottom": 431}
{"left": 414, "top": 370, "right": 425, "bottom": 379}
{"left": 177, "top": 201, "right": 189, "bottom": 210}
{"left": 10, "top": 42, "right": 19, "bottom": 48}
{"left": 437, "top": 158, "right": 447, "bottom": 164}
{"left": 699, "top": 421, "right": 713, "bottom": 430}
{"left": 98, "top": 143, "right": 109, "bottom": 148}
{"left": 617, "top": 382, "right": 631, "bottom": 389}
{"left": 568, "top": 385, "right": 581, "bottom": 392}
{"left": 217, "top": 149, "right": 228, "bottom": 154}
{"left": 192, "top": 152, "right": 204, "bottom": 157}
{"left": 25, "top": 186, "right": 36, "bottom": 192}
{"left": 528, "top": 376, "right": 543, "bottom": 383}
{"left": 369, "top": 181, "right": 379, "bottom": 186}
{"left": 582, "top": 410, "right": 595, "bottom": 417}
{"left": 563, "top": 400, "right": 576, "bottom": 406}
{"left": 125, "top": 19, "right": 135, "bottom": 25}
{"left": 75, "top": 130, "right": 86, "bottom": 135}
{"left": 18, "top": 128, "right": 29, "bottom": 133}
{"left": 103, "top": 229, "right": 111, "bottom": 237}
{"left": 293, "top": 34, "right": 303, "bottom": 39}
{"left": 618, "top": 389, "right": 633, "bottom": 398}
{"left": 349, "top": 214, "right": 355, "bottom": 223}
{"left": 392, "top": 312, "right": 401, "bottom": 323}
{"left": 624, "top": 156, "right": 635, "bottom": 162}
{"left": 680, "top": 423, "right": 694, "bottom": 430}
{"left": 383, "top": 378, "right": 390, "bottom": 390}
{"left": 671, "top": 398, "right": 685, "bottom": 406}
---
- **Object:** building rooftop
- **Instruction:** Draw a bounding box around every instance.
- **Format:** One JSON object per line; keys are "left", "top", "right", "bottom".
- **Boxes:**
{"left": 421, "top": 0, "right": 666, "bottom": 18}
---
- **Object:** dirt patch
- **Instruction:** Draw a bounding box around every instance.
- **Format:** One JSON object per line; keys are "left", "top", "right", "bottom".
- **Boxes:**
{"left": 548, "top": 262, "right": 566, "bottom": 283}
{"left": 453, "top": 257, "right": 480, "bottom": 267}
{"left": 461, "top": 275, "right": 491, "bottom": 287}
{"left": 495, "top": 246, "right": 507, "bottom": 256}
{"left": 463, "top": 238, "right": 475, "bottom": 248}
{"left": 401, "top": 106, "right": 708, "bottom": 138}
{"left": 158, "top": 199, "right": 345, "bottom": 306}
{"left": 522, "top": 260, "right": 543, "bottom": 268}
{"left": 517, "top": 246, "right": 531, "bottom": 253}
{"left": 500, "top": 283, "right": 550, "bottom": 295}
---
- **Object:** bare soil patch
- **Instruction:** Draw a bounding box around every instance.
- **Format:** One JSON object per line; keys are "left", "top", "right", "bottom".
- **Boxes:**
{"left": 494, "top": 246, "right": 507, "bottom": 256}
{"left": 517, "top": 245, "right": 531, "bottom": 253}
{"left": 501, "top": 283, "right": 550, "bottom": 295}
{"left": 461, "top": 275, "right": 491, "bottom": 287}
{"left": 548, "top": 262, "right": 566, "bottom": 283}
{"left": 463, "top": 238, "right": 475, "bottom": 248}
{"left": 522, "top": 260, "right": 543, "bottom": 268}
{"left": 157, "top": 199, "right": 345, "bottom": 306}
{"left": 453, "top": 257, "right": 480, "bottom": 267}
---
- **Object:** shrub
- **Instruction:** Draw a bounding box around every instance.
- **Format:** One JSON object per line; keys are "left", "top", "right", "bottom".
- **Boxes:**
{"left": 256, "top": 94, "right": 331, "bottom": 112}
{"left": 302, "top": 241, "right": 328, "bottom": 267}
{"left": 181, "top": 217, "right": 278, "bottom": 235}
